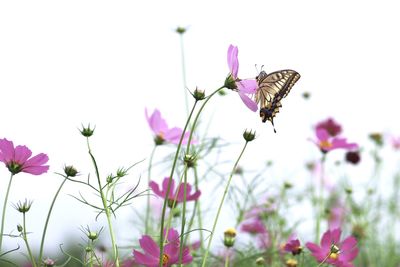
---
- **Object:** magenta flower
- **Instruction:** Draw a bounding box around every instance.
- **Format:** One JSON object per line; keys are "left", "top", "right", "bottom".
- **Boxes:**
{"left": 313, "top": 129, "right": 358, "bottom": 153}
{"left": 240, "top": 218, "right": 267, "bottom": 235}
{"left": 133, "top": 228, "right": 193, "bottom": 267}
{"left": 306, "top": 228, "right": 359, "bottom": 267}
{"left": 316, "top": 118, "right": 342, "bottom": 137}
{"left": 145, "top": 108, "right": 192, "bottom": 145}
{"left": 328, "top": 202, "right": 346, "bottom": 230}
{"left": 225, "top": 44, "right": 258, "bottom": 112}
{"left": 0, "top": 138, "right": 49, "bottom": 175}
{"left": 284, "top": 238, "right": 302, "bottom": 255}
{"left": 149, "top": 177, "right": 201, "bottom": 205}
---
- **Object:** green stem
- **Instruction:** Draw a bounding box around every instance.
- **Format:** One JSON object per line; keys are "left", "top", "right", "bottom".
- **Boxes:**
{"left": 224, "top": 249, "right": 230, "bottom": 267}
{"left": 87, "top": 139, "right": 119, "bottom": 267}
{"left": 38, "top": 176, "right": 68, "bottom": 261}
{"left": 0, "top": 173, "right": 14, "bottom": 253}
{"left": 201, "top": 141, "right": 249, "bottom": 267}
{"left": 145, "top": 146, "right": 157, "bottom": 235}
{"left": 315, "top": 154, "right": 326, "bottom": 242}
{"left": 178, "top": 165, "right": 189, "bottom": 266}
{"left": 179, "top": 31, "right": 189, "bottom": 116}
{"left": 22, "top": 212, "right": 37, "bottom": 267}
{"left": 158, "top": 100, "right": 198, "bottom": 267}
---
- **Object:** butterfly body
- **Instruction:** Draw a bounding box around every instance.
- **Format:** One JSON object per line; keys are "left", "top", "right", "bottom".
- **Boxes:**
{"left": 255, "top": 69, "right": 300, "bottom": 132}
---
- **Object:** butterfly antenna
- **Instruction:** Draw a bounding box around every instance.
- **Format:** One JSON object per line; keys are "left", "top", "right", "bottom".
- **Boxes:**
{"left": 271, "top": 119, "right": 277, "bottom": 133}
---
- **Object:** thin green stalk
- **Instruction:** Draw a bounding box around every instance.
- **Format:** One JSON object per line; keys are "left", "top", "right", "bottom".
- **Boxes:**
{"left": 224, "top": 249, "right": 230, "bottom": 267}
{"left": 178, "top": 165, "right": 189, "bottom": 266}
{"left": 201, "top": 141, "right": 249, "bottom": 267}
{"left": 87, "top": 139, "right": 119, "bottom": 267}
{"left": 145, "top": 146, "right": 157, "bottom": 235}
{"left": 0, "top": 173, "right": 14, "bottom": 252}
{"left": 179, "top": 31, "right": 189, "bottom": 115}
{"left": 158, "top": 100, "right": 198, "bottom": 267}
{"left": 315, "top": 154, "right": 326, "bottom": 242}
{"left": 22, "top": 213, "right": 37, "bottom": 267}
{"left": 38, "top": 176, "right": 68, "bottom": 261}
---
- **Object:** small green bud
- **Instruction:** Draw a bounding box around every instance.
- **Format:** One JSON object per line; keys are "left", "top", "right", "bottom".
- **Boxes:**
{"left": 106, "top": 174, "right": 114, "bottom": 183}
{"left": 64, "top": 165, "right": 78, "bottom": 177}
{"left": 369, "top": 132, "right": 383, "bottom": 146}
{"left": 176, "top": 26, "right": 186, "bottom": 34}
{"left": 80, "top": 124, "right": 95, "bottom": 137}
{"left": 255, "top": 257, "right": 266, "bottom": 265}
{"left": 85, "top": 246, "right": 92, "bottom": 253}
{"left": 13, "top": 199, "right": 33, "bottom": 213}
{"left": 218, "top": 89, "right": 227, "bottom": 96}
{"left": 192, "top": 87, "right": 206, "bottom": 101}
{"left": 116, "top": 167, "right": 128, "bottom": 178}
{"left": 223, "top": 228, "right": 237, "bottom": 248}
{"left": 224, "top": 74, "right": 237, "bottom": 90}
{"left": 184, "top": 154, "right": 196, "bottom": 168}
{"left": 17, "top": 224, "right": 23, "bottom": 232}
{"left": 345, "top": 187, "right": 353, "bottom": 194}
{"left": 88, "top": 231, "right": 99, "bottom": 241}
{"left": 243, "top": 129, "right": 256, "bottom": 142}
{"left": 284, "top": 181, "right": 293, "bottom": 189}
{"left": 154, "top": 135, "right": 165, "bottom": 146}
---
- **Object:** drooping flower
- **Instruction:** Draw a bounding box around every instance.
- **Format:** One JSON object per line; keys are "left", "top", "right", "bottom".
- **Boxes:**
{"left": 306, "top": 228, "right": 358, "bottom": 267}
{"left": 0, "top": 138, "right": 49, "bottom": 175}
{"left": 133, "top": 228, "right": 193, "bottom": 267}
{"left": 284, "top": 238, "right": 303, "bottom": 255}
{"left": 145, "top": 108, "right": 192, "bottom": 145}
{"left": 240, "top": 218, "right": 267, "bottom": 235}
{"left": 313, "top": 129, "right": 358, "bottom": 153}
{"left": 225, "top": 44, "right": 258, "bottom": 112}
{"left": 316, "top": 118, "right": 342, "bottom": 137}
{"left": 149, "top": 177, "right": 201, "bottom": 206}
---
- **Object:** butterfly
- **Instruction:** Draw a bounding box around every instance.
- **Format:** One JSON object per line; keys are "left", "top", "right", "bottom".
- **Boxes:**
{"left": 254, "top": 69, "right": 300, "bottom": 133}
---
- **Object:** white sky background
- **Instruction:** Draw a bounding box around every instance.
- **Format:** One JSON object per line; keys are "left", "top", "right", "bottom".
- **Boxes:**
{"left": 1, "top": 0, "right": 400, "bottom": 259}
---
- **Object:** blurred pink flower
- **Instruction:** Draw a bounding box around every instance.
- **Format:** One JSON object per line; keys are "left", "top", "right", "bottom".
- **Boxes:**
{"left": 145, "top": 108, "right": 192, "bottom": 145}
{"left": 257, "top": 232, "right": 271, "bottom": 249}
{"left": 149, "top": 177, "right": 201, "bottom": 203}
{"left": 0, "top": 138, "right": 49, "bottom": 175}
{"left": 226, "top": 44, "right": 258, "bottom": 112}
{"left": 240, "top": 218, "right": 267, "bottom": 235}
{"left": 133, "top": 228, "right": 192, "bottom": 267}
{"left": 328, "top": 202, "right": 346, "bottom": 230}
{"left": 391, "top": 136, "right": 400, "bottom": 150}
{"left": 284, "top": 238, "right": 302, "bottom": 255}
{"left": 316, "top": 118, "right": 342, "bottom": 137}
{"left": 313, "top": 129, "right": 358, "bottom": 153}
{"left": 306, "top": 228, "right": 358, "bottom": 267}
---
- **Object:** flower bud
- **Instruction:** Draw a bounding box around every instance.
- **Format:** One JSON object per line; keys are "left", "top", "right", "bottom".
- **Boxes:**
{"left": 64, "top": 165, "right": 78, "bottom": 177}
{"left": 255, "top": 257, "right": 265, "bottom": 265}
{"left": 223, "top": 227, "right": 237, "bottom": 248}
{"left": 286, "top": 259, "right": 298, "bottom": 267}
{"left": 192, "top": 87, "right": 206, "bottom": 101}
{"left": 88, "top": 231, "right": 99, "bottom": 241}
{"left": 184, "top": 154, "right": 196, "bottom": 168}
{"left": 369, "top": 133, "right": 383, "bottom": 146}
{"left": 13, "top": 199, "right": 33, "bottom": 213}
{"left": 80, "top": 124, "right": 95, "bottom": 137}
{"left": 43, "top": 258, "right": 55, "bottom": 267}
{"left": 17, "top": 224, "right": 23, "bottom": 232}
{"left": 243, "top": 129, "right": 256, "bottom": 142}
{"left": 176, "top": 26, "right": 186, "bottom": 34}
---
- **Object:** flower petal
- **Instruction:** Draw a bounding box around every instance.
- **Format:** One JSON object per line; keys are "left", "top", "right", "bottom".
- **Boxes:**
{"left": 13, "top": 145, "right": 32, "bottom": 164}
{"left": 145, "top": 108, "right": 168, "bottom": 135}
{"left": 149, "top": 180, "right": 163, "bottom": 198}
{"left": 162, "top": 177, "right": 175, "bottom": 199}
{"left": 237, "top": 79, "right": 257, "bottom": 94}
{"left": 316, "top": 129, "right": 330, "bottom": 142}
{"left": 227, "top": 45, "right": 239, "bottom": 78}
{"left": 238, "top": 92, "right": 258, "bottom": 112}
{"left": 0, "top": 138, "right": 15, "bottom": 163}
{"left": 139, "top": 235, "right": 160, "bottom": 257}
{"left": 133, "top": 250, "right": 159, "bottom": 266}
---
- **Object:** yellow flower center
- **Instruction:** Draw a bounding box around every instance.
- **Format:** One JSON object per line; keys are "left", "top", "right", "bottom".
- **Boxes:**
{"left": 162, "top": 254, "right": 169, "bottom": 265}
{"left": 286, "top": 258, "right": 298, "bottom": 267}
{"left": 319, "top": 140, "right": 332, "bottom": 150}
{"left": 329, "top": 252, "right": 339, "bottom": 260}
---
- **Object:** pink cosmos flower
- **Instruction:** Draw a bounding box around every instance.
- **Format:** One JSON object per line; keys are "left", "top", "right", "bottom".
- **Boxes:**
{"left": 391, "top": 136, "right": 400, "bottom": 150}
{"left": 284, "top": 238, "right": 302, "bottom": 255}
{"left": 149, "top": 177, "right": 201, "bottom": 204}
{"left": 328, "top": 202, "right": 346, "bottom": 230}
{"left": 133, "top": 228, "right": 193, "bottom": 267}
{"left": 0, "top": 138, "right": 49, "bottom": 175}
{"left": 316, "top": 118, "right": 342, "bottom": 137}
{"left": 313, "top": 129, "right": 358, "bottom": 153}
{"left": 145, "top": 108, "right": 191, "bottom": 145}
{"left": 226, "top": 44, "right": 258, "bottom": 112}
{"left": 240, "top": 218, "right": 267, "bottom": 235}
{"left": 306, "top": 228, "right": 358, "bottom": 267}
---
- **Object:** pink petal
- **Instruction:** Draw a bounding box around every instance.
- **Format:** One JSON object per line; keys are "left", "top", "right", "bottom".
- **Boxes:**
{"left": 22, "top": 165, "right": 49, "bottom": 175}
{"left": 340, "top": 236, "right": 357, "bottom": 251}
{"left": 145, "top": 108, "right": 168, "bottom": 135}
{"left": 166, "top": 228, "right": 180, "bottom": 243}
{"left": 332, "top": 138, "right": 358, "bottom": 150}
{"left": 149, "top": 181, "right": 164, "bottom": 198}
{"left": 164, "top": 241, "right": 180, "bottom": 264}
{"left": 187, "top": 189, "right": 201, "bottom": 201}
{"left": 331, "top": 228, "right": 342, "bottom": 244}
{"left": 180, "top": 247, "right": 193, "bottom": 264}
{"left": 341, "top": 247, "right": 359, "bottom": 262}
{"left": 0, "top": 138, "right": 15, "bottom": 162}
{"left": 227, "top": 45, "right": 239, "bottom": 78}
{"left": 13, "top": 145, "right": 32, "bottom": 164}
{"left": 316, "top": 129, "right": 330, "bottom": 141}
{"left": 139, "top": 236, "right": 160, "bottom": 257}
{"left": 162, "top": 177, "right": 175, "bottom": 199}
{"left": 133, "top": 250, "right": 158, "bottom": 266}
{"left": 306, "top": 242, "right": 326, "bottom": 262}
{"left": 238, "top": 92, "right": 258, "bottom": 112}
{"left": 164, "top": 127, "right": 185, "bottom": 144}
{"left": 237, "top": 79, "right": 257, "bottom": 94}
{"left": 320, "top": 230, "right": 332, "bottom": 249}
{"left": 23, "top": 153, "right": 49, "bottom": 167}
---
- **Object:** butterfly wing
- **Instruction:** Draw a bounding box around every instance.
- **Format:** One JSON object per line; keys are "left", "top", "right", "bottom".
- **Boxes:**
{"left": 255, "top": 69, "right": 300, "bottom": 132}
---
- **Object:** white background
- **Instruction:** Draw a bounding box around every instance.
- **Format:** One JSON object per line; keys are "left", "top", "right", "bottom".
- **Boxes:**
{"left": 1, "top": 0, "right": 400, "bottom": 260}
